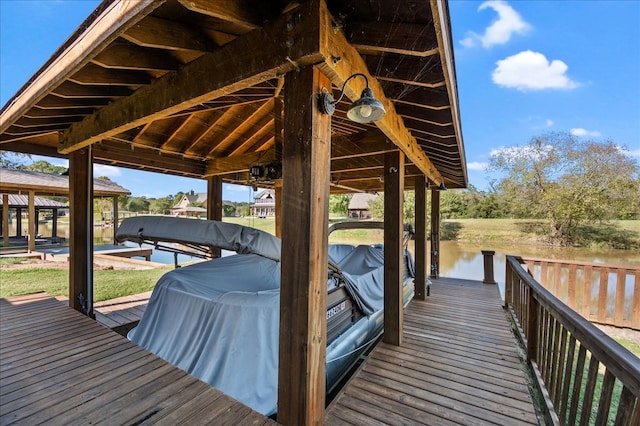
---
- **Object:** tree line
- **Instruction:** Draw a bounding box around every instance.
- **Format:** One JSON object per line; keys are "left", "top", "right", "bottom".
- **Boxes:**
{"left": 332, "top": 133, "right": 640, "bottom": 246}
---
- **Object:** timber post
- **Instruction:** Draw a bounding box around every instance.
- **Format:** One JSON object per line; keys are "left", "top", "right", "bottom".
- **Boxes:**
{"left": 27, "top": 191, "right": 35, "bottom": 253}
{"left": 429, "top": 188, "right": 440, "bottom": 279}
{"left": 207, "top": 175, "right": 223, "bottom": 258}
{"left": 482, "top": 250, "right": 497, "bottom": 284}
{"left": 383, "top": 150, "right": 405, "bottom": 346}
{"left": 69, "top": 147, "right": 94, "bottom": 318}
{"left": 278, "top": 66, "right": 331, "bottom": 425}
{"left": 414, "top": 175, "right": 427, "bottom": 300}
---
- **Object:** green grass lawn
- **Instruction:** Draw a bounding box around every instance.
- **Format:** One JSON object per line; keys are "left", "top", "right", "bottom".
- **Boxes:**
{"left": 0, "top": 260, "right": 170, "bottom": 302}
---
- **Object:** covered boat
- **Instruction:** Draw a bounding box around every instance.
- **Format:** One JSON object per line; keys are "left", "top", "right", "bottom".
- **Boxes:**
{"left": 116, "top": 216, "right": 415, "bottom": 416}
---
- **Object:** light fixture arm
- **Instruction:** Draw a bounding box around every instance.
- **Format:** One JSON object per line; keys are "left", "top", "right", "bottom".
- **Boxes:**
{"left": 329, "top": 73, "right": 369, "bottom": 107}
{"left": 318, "top": 73, "right": 385, "bottom": 123}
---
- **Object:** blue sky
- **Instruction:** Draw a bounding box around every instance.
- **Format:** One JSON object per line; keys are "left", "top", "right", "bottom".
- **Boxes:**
{"left": 1, "top": 0, "right": 639, "bottom": 200}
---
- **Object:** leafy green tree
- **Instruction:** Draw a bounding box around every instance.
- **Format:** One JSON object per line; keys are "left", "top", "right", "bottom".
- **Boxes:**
{"left": 440, "top": 190, "right": 467, "bottom": 219}
{"left": 127, "top": 197, "right": 150, "bottom": 213}
{"left": 329, "top": 194, "right": 351, "bottom": 216}
{"left": 19, "top": 160, "right": 66, "bottom": 174}
{"left": 149, "top": 197, "right": 174, "bottom": 214}
{"left": 0, "top": 151, "right": 29, "bottom": 168}
{"left": 489, "top": 132, "right": 640, "bottom": 244}
{"left": 222, "top": 204, "right": 236, "bottom": 217}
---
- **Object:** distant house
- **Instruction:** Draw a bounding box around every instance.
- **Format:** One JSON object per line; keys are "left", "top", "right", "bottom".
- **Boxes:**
{"left": 348, "top": 193, "right": 379, "bottom": 219}
{"left": 171, "top": 190, "right": 207, "bottom": 217}
{"left": 250, "top": 189, "right": 275, "bottom": 218}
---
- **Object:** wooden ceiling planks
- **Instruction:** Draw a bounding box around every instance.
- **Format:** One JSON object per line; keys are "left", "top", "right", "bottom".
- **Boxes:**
{"left": 0, "top": 0, "right": 467, "bottom": 189}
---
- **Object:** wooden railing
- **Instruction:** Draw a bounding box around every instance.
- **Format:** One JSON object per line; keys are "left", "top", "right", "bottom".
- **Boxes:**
{"left": 505, "top": 256, "right": 640, "bottom": 425}
{"left": 519, "top": 257, "right": 640, "bottom": 330}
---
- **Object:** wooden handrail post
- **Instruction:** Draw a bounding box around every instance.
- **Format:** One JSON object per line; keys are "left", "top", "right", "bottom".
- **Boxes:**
{"left": 482, "top": 250, "right": 497, "bottom": 284}
{"left": 504, "top": 261, "right": 512, "bottom": 308}
{"left": 527, "top": 292, "right": 539, "bottom": 362}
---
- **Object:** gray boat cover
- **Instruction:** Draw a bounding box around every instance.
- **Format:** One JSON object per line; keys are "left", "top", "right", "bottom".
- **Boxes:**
{"left": 128, "top": 254, "right": 281, "bottom": 415}
{"left": 116, "top": 216, "right": 281, "bottom": 261}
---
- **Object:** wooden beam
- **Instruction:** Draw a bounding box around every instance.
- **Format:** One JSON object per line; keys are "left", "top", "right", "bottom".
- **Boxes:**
{"left": 347, "top": 21, "right": 439, "bottom": 57}
{"left": 274, "top": 179, "right": 282, "bottom": 238}
{"left": 69, "top": 147, "right": 94, "bottom": 317}
{"left": 121, "top": 15, "right": 214, "bottom": 52}
{"left": 414, "top": 175, "right": 427, "bottom": 300}
{"left": 383, "top": 150, "right": 404, "bottom": 346}
{"left": 92, "top": 43, "right": 181, "bottom": 71}
{"left": 68, "top": 63, "right": 151, "bottom": 86}
{"left": 0, "top": 0, "right": 163, "bottom": 134}
{"left": 431, "top": 0, "right": 468, "bottom": 188}
{"left": 278, "top": 66, "right": 331, "bottom": 425}
{"left": 207, "top": 176, "right": 223, "bottom": 258}
{"left": 59, "top": 1, "right": 324, "bottom": 154}
{"left": 112, "top": 196, "right": 119, "bottom": 245}
{"left": 316, "top": 7, "right": 445, "bottom": 186}
{"left": 205, "top": 149, "right": 276, "bottom": 176}
{"left": 177, "top": 0, "right": 265, "bottom": 31}
{"left": 430, "top": 188, "right": 440, "bottom": 279}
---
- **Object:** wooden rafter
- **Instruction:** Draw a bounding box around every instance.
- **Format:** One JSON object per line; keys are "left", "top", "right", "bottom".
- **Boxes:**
{"left": 317, "top": 2, "right": 445, "bottom": 186}
{"left": 59, "top": 1, "right": 324, "bottom": 154}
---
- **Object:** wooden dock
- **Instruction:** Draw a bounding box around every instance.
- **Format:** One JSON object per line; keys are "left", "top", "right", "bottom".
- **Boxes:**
{"left": 326, "top": 277, "right": 540, "bottom": 425}
{"left": 0, "top": 293, "right": 276, "bottom": 425}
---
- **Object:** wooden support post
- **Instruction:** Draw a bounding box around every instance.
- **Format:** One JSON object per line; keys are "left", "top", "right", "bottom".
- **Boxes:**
{"left": 16, "top": 207, "right": 22, "bottom": 237}
{"left": 2, "top": 194, "right": 8, "bottom": 247}
{"left": 414, "top": 175, "right": 427, "bottom": 300}
{"left": 430, "top": 188, "right": 440, "bottom": 279}
{"left": 207, "top": 175, "right": 223, "bottom": 257}
{"left": 482, "top": 250, "right": 497, "bottom": 284}
{"left": 505, "top": 260, "right": 513, "bottom": 308}
{"left": 111, "top": 196, "right": 118, "bottom": 244}
{"left": 69, "top": 147, "right": 94, "bottom": 318}
{"left": 52, "top": 208, "right": 58, "bottom": 238}
{"left": 278, "top": 66, "right": 331, "bottom": 425}
{"left": 274, "top": 179, "right": 283, "bottom": 238}
{"left": 384, "top": 150, "right": 404, "bottom": 346}
{"left": 27, "top": 191, "right": 36, "bottom": 253}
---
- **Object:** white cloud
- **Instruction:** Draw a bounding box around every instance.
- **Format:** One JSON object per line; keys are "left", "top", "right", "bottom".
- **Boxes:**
{"left": 460, "top": 0, "right": 531, "bottom": 48}
{"left": 545, "top": 119, "right": 554, "bottom": 127}
{"left": 570, "top": 128, "right": 601, "bottom": 137}
{"left": 93, "top": 164, "right": 121, "bottom": 178}
{"left": 467, "top": 161, "right": 489, "bottom": 171}
{"left": 618, "top": 146, "right": 640, "bottom": 158}
{"left": 492, "top": 50, "right": 580, "bottom": 91}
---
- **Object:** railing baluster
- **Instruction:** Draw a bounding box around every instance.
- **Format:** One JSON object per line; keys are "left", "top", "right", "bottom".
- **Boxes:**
{"left": 614, "top": 386, "right": 637, "bottom": 425}
{"left": 598, "top": 268, "right": 609, "bottom": 324}
{"left": 583, "top": 265, "right": 593, "bottom": 320}
{"left": 594, "top": 370, "right": 616, "bottom": 425}
{"left": 559, "top": 334, "right": 577, "bottom": 422}
{"left": 614, "top": 269, "right": 626, "bottom": 326}
{"left": 568, "top": 344, "right": 587, "bottom": 425}
{"left": 553, "top": 325, "right": 568, "bottom": 411}
{"left": 527, "top": 291, "right": 538, "bottom": 362}
{"left": 578, "top": 355, "right": 600, "bottom": 426}
{"left": 568, "top": 264, "right": 577, "bottom": 309}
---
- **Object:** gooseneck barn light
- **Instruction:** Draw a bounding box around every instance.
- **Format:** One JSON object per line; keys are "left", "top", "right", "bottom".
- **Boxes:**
{"left": 319, "top": 73, "right": 386, "bottom": 123}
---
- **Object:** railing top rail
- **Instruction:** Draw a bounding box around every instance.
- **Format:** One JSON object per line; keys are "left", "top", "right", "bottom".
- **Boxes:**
{"left": 519, "top": 256, "right": 640, "bottom": 271}
{"left": 506, "top": 255, "right": 640, "bottom": 395}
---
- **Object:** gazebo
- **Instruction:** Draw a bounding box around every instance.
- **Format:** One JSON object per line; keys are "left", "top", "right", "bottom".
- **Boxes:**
{"left": 0, "top": 168, "right": 131, "bottom": 250}
{"left": 0, "top": 0, "right": 466, "bottom": 423}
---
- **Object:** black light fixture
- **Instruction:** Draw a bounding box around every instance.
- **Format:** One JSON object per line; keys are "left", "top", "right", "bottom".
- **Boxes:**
{"left": 318, "top": 73, "right": 385, "bottom": 123}
{"left": 438, "top": 182, "right": 447, "bottom": 191}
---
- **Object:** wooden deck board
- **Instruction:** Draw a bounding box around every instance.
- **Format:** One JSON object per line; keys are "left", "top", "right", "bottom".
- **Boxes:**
{"left": 0, "top": 293, "right": 276, "bottom": 425}
{"left": 326, "top": 277, "right": 540, "bottom": 425}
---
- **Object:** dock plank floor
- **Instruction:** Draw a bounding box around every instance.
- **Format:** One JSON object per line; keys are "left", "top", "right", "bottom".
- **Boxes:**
{"left": 326, "top": 277, "right": 539, "bottom": 425}
{"left": 0, "top": 293, "right": 276, "bottom": 425}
